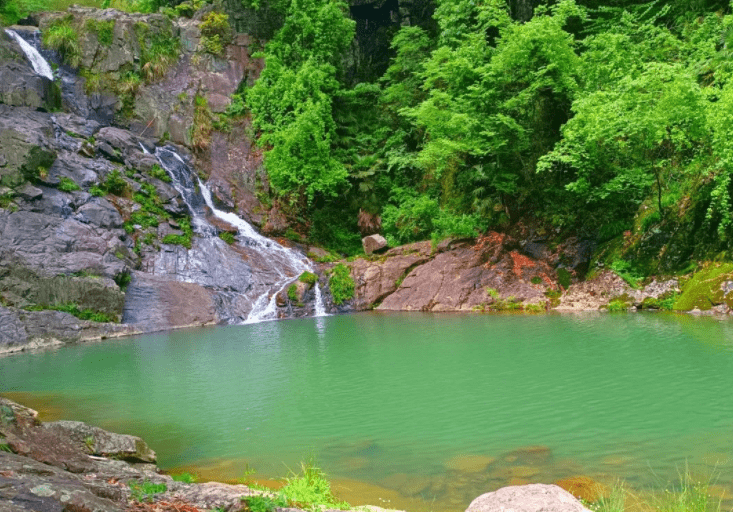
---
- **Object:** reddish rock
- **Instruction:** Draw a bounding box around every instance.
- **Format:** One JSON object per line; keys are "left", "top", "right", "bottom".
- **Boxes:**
{"left": 362, "top": 234, "right": 388, "bottom": 255}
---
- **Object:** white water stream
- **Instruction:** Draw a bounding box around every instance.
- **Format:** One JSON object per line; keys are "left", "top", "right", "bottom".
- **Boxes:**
{"left": 154, "top": 146, "right": 326, "bottom": 322}
{"left": 4, "top": 29, "right": 53, "bottom": 80}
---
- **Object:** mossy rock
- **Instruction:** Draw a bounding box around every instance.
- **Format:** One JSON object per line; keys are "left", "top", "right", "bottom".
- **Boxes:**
{"left": 673, "top": 263, "right": 733, "bottom": 311}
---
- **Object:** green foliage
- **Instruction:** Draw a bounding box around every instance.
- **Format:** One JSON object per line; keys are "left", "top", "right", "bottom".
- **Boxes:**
{"left": 128, "top": 480, "right": 167, "bottom": 503}
{"left": 248, "top": 0, "right": 355, "bottom": 203}
{"left": 219, "top": 231, "right": 236, "bottom": 244}
{"left": 199, "top": 11, "right": 231, "bottom": 56}
{"left": 557, "top": 268, "right": 572, "bottom": 290}
{"left": 609, "top": 260, "right": 645, "bottom": 289}
{"left": 298, "top": 271, "right": 318, "bottom": 285}
{"left": 98, "top": 170, "right": 128, "bottom": 196}
{"left": 148, "top": 164, "right": 171, "bottom": 183}
{"left": 134, "top": 22, "right": 180, "bottom": 83}
{"left": 606, "top": 297, "right": 631, "bottom": 312}
{"left": 84, "top": 19, "right": 115, "bottom": 47}
{"left": 57, "top": 176, "right": 80, "bottom": 192}
{"left": 114, "top": 271, "right": 132, "bottom": 291}
{"left": 191, "top": 94, "right": 213, "bottom": 150}
{"left": 243, "top": 495, "right": 289, "bottom": 512}
{"left": 43, "top": 17, "right": 81, "bottom": 67}
{"left": 287, "top": 283, "right": 298, "bottom": 303}
{"left": 162, "top": 217, "right": 193, "bottom": 249}
{"left": 279, "top": 462, "right": 348, "bottom": 511}
{"left": 328, "top": 263, "right": 354, "bottom": 305}
{"left": 170, "top": 472, "right": 197, "bottom": 484}
{"left": 26, "top": 302, "right": 117, "bottom": 323}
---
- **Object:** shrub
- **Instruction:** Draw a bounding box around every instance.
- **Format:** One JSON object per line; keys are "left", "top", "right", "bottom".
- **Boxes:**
{"left": 328, "top": 264, "right": 354, "bottom": 305}
{"left": 298, "top": 271, "right": 318, "bottom": 285}
{"left": 85, "top": 19, "right": 115, "bottom": 47}
{"left": 162, "top": 217, "right": 193, "bottom": 249}
{"left": 148, "top": 164, "right": 171, "bottom": 183}
{"left": 279, "top": 462, "right": 348, "bottom": 511}
{"left": 43, "top": 17, "right": 81, "bottom": 67}
{"left": 199, "top": 11, "right": 231, "bottom": 56}
{"left": 105, "top": 170, "right": 128, "bottom": 195}
{"left": 287, "top": 284, "right": 299, "bottom": 303}
{"left": 170, "top": 472, "right": 197, "bottom": 483}
{"left": 128, "top": 480, "right": 166, "bottom": 503}
{"left": 57, "top": 177, "right": 80, "bottom": 192}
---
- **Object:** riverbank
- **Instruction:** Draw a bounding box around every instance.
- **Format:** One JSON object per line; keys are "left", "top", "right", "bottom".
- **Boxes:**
{"left": 1, "top": 394, "right": 729, "bottom": 512}
{"left": 1, "top": 395, "right": 604, "bottom": 512}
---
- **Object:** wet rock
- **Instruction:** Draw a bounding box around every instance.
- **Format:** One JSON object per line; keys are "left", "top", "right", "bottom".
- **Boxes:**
{"left": 42, "top": 421, "right": 156, "bottom": 463}
{"left": 0, "top": 211, "right": 126, "bottom": 278}
{"left": 0, "top": 106, "right": 56, "bottom": 188}
{"left": 46, "top": 151, "right": 108, "bottom": 188}
{"left": 52, "top": 113, "right": 101, "bottom": 139}
{"left": 75, "top": 197, "right": 123, "bottom": 229}
{"left": 362, "top": 234, "right": 388, "bottom": 255}
{"left": 0, "top": 307, "right": 29, "bottom": 348}
{"left": 466, "top": 484, "right": 592, "bottom": 512}
{"left": 0, "top": 59, "right": 57, "bottom": 111}
{"left": 121, "top": 271, "right": 218, "bottom": 331}
{"left": 15, "top": 183, "right": 42, "bottom": 201}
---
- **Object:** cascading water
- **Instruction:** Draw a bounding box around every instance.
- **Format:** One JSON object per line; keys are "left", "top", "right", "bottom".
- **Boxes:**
{"left": 4, "top": 29, "right": 53, "bottom": 80}
{"left": 314, "top": 283, "right": 326, "bottom": 316}
{"left": 153, "top": 146, "right": 326, "bottom": 322}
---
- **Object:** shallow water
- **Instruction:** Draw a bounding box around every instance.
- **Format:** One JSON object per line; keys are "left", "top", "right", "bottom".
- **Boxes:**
{"left": 2, "top": 312, "right": 733, "bottom": 511}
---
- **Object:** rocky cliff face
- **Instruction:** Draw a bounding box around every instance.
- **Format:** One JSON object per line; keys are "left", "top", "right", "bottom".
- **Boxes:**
{"left": 0, "top": 11, "right": 325, "bottom": 355}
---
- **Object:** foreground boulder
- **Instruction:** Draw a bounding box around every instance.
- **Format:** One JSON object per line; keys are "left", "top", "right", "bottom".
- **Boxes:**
{"left": 466, "top": 484, "right": 592, "bottom": 512}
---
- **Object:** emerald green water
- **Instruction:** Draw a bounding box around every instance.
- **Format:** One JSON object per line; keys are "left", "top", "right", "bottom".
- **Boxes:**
{"left": 2, "top": 312, "right": 733, "bottom": 511}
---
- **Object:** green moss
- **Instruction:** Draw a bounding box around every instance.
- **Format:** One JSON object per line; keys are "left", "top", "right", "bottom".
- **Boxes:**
{"left": 219, "top": 231, "right": 236, "bottom": 245}
{"left": 673, "top": 263, "right": 733, "bottom": 311}
{"left": 57, "top": 176, "right": 80, "bottom": 192}
{"left": 287, "top": 284, "right": 299, "bottom": 303}
{"left": 148, "top": 164, "right": 171, "bottom": 183}
{"left": 328, "top": 264, "right": 354, "bottom": 305}
{"left": 298, "top": 271, "right": 318, "bottom": 285}
{"left": 85, "top": 19, "right": 115, "bottom": 47}
{"left": 25, "top": 302, "right": 117, "bottom": 323}
{"left": 557, "top": 268, "right": 571, "bottom": 289}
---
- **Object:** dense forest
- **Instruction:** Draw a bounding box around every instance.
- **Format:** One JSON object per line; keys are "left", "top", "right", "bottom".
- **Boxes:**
{"left": 3, "top": 0, "right": 733, "bottom": 280}
{"left": 240, "top": 0, "right": 733, "bottom": 280}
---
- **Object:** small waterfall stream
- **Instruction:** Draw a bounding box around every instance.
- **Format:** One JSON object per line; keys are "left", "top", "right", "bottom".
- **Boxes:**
{"left": 4, "top": 28, "right": 53, "bottom": 80}
{"left": 154, "top": 146, "right": 326, "bottom": 322}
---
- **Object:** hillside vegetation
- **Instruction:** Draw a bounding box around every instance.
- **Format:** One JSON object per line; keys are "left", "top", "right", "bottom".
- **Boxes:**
{"left": 4, "top": 0, "right": 733, "bottom": 280}
{"left": 243, "top": 0, "right": 733, "bottom": 279}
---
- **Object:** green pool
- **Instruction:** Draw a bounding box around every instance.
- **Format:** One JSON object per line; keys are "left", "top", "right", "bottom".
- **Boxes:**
{"left": 2, "top": 312, "right": 733, "bottom": 511}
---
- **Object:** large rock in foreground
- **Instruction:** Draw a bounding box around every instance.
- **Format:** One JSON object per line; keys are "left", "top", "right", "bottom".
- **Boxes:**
{"left": 466, "top": 484, "right": 592, "bottom": 512}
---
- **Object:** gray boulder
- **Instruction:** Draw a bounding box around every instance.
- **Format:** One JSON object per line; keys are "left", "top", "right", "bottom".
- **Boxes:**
{"left": 42, "top": 421, "right": 156, "bottom": 463}
{"left": 466, "top": 484, "right": 592, "bottom": 512}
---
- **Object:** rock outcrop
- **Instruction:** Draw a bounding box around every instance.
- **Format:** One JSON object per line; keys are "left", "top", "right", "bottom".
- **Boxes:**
{"left": 0, "top": 397, "right": 408, "bottom": 512}
{"left": 466, "top": 484, "right": 592, "bottom": 512}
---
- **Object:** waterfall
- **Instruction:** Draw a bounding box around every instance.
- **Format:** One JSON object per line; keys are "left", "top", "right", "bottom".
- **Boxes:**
{"left": 154, "top": 147, "right": 216, "bottom": 236}
{"left": 314, "top": 283, "right": 326, "bottom": 317}
{"left": 4, "top": 29, "right": 53, "bottom": 80}
{"left": 154, "top": 146, "right": 323, "bottom": 323}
